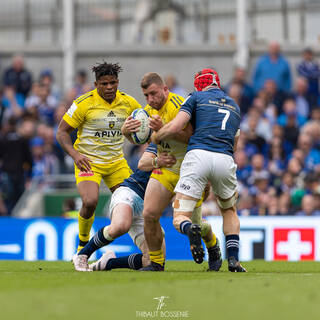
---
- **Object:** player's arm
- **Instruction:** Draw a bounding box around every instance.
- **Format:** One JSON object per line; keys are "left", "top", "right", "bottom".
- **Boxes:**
{"left": 138, "top": 145, "right": 176, "bottom": 171}
{"left": 121, "top": 115, "right": 141, "bottom": 144}
{"left": 149, "top": 114, "right": 192, "bottom": 144}
{"left": 152, "top": 111, "right": 191, "bottom": 144}
{"left": 174, "top": 122, "right": 193, "bottom": 144}
{"left": 56, "top": 119, "right": 91, "bottom": 172}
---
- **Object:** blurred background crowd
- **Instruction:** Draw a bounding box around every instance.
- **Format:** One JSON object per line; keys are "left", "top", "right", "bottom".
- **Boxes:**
{"left": 1, "top": 40, "right": 320, "bottom": 217}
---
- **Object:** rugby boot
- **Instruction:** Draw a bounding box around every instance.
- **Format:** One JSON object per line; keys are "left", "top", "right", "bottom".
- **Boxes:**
{"left": 228, "top": 256, "right": 247, "bottom": 272}
{"left": 72, "top": 254, "right": 92, "bottom": 272}
{"left": 139, "top": 261, "right": 164, "bottom": 271}
{"left": 89, "top": 250, "right": 116, "bottom": 271}
{"left": 187, "top": 224, "right": 204, "bottom": 264}
{"left": 207, "top": 239, "right": 222, "bottom": 271}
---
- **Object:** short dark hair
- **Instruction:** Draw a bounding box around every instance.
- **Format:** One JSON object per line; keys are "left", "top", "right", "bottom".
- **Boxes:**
{"left": 141, "top": 72, "right": 164, "bottom": 89}
{"left": 92, "top": 62, "right": 123, "bottom": 81}
{"left": 303, "top": 47, "right": 313, "bottom": 54}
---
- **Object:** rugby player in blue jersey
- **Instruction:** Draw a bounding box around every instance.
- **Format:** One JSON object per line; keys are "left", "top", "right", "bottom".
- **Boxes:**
{"left": 154, "top": 68, "right": 246, "bottom": 272}
{"left": 72, "top": 144, "right": 175, "bottom": 271}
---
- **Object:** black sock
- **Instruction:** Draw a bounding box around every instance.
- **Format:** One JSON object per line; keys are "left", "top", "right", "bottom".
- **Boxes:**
{"left": 226, "top": 234, "right": 240, "bottom": 261}
{"left": 78, "top": 227, "right": 113, "bottom": 258}
{"left": 105, "top": 253, "right": 143, "bottom": 270}
{"left": 79, "top": 239, "right": 88, "bottom": 247}
{"left": 180, "top": 221, "right": 192, "bottom": 235}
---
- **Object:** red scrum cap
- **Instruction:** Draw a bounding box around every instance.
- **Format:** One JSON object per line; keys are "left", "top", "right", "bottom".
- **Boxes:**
{"left": 194, "top": 68, "right": 221, "bottom": 91}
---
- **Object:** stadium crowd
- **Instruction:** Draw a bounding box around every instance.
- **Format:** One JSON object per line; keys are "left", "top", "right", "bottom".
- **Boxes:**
{"left": 1, "top": 41, "right": 320, "bottom": 217}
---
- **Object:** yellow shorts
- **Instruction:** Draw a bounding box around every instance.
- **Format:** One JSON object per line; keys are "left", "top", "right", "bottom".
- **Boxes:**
{"left": 150, "top": 168, "right": 178, "bottom": 194}
{"left": 74, "top": 158, "right": 132, "bottom": 189}
{"left": 150, "top": 168, "right": 203, "bottom": 207}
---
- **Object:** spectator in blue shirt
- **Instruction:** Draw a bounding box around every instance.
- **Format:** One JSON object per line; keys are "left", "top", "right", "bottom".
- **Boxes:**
{"left": 278, "top": 98, "right": 307, "bottom": 128}
{"left": 252, "top": 41, "right": 292, "bottom": 93}
{"left": 234, "top": 149, "right": 252, "bottom": 186}
{"left": 164, "top": 74, "right": 187, "bottom": 98}
{"left": 292, "top": 77, "right": 315, "bottom": 119}
{"left": 1, "top": 86, "right": 25, "bottom": 123}
{"left": 2, "top": 54, "right": 32, "bottom": 100}
{"left": 297, "top": 133, "right": 320, "bottom": 172}
{"left": 30, "top": 136, "right": 59, "bottom": 179}
{"left": 297, "top": 47, "right": 320, "bottom": 100}
{"left": 25, "top": 83, "right": 58, "bottom": 126}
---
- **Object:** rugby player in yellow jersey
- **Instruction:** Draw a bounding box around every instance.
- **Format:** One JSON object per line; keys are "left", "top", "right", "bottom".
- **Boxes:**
{"left": 122, "top": 73, "right": 222, "bottom": 271}
{"left": 56, "top": 62, "right": 142, "bottom": 252}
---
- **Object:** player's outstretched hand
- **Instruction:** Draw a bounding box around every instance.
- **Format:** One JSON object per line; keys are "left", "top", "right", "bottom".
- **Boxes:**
{"left": 73, "top": 152, "right": 92, "bottom": 172}
{"left": 158, "top": 152, "right": 176, "bottom": 168}
{"left": 122, "top": 116, "right": 141, "bottom": 135}
{"left": 149, "top": 115, "right": 163, "bottom": 131}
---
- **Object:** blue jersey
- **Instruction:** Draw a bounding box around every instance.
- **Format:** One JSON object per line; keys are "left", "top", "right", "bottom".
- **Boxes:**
{"left": 180, "top": 88, "right": 241, "bottom": 156}
{"left": 120, "top": 143, "right": 157, "bottom": 199}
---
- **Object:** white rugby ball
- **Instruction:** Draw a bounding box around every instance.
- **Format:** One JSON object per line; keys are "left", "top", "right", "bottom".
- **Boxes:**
{"left": 131, "top": 108, "right": 152, "bottom": 144}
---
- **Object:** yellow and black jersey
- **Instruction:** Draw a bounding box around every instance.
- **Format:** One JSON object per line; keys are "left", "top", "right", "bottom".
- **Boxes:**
{"left": 63, "top": 89, "right": 141, "bottom": 164}
{"left": 144, "top": 92, "right": 187, "bottom": 175}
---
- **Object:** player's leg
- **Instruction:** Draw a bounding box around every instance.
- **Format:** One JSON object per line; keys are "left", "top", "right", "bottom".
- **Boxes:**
{"left": 73, "top": 187, "right": 133, "bottom": 271}
{"left": 88, "top": 200, "right": 140, "bottom": 271}
{"left": 73, "top": 205, "right": 133, "bottom": 272}
{"left": 192, "top": 184, "right": 222, "bottom": 270}
{"left": 218, "top": 197, "right": 245, "bottom": 272}
{"left": 78, "top": 203, "right": 133, "bottom": 258}
{"left": 80, "top": 157, "right": 132, "bottom": 258}
{"left": 172, "top": 194, "right": 205, "bottom": 264}
{"left": 90, "top": 198, "right": 166, "bottom": 271}
{"left": 74, "top": 163, "right": 104, "bottom": 252}
{"left": 140, "top": 178, "right": 172, "bottom": 271}
{"left": 76, "top": 180, "right": 99, "bottom": 251}
{"left": 99, "top": 191, "right": 146, "bottom": 271}
{"left": 89, "top": 236, "right": 166, "bottom": 272}
{"left": 172, "top": 150, "right": 209, "bottom": 264}
{"left": 103, "top": 195, "right": 167, "bottom": 271}
{"left": 192, "top": 206, "right": 222, "bottom": 271}
{"left": 211, "top": 153, "right": 246, "bottom": 272}
{"left": 130, "top": 215, "right": 166, "bottom": 268}
{"left": 91, "top": 238, "right": 150, "bottom": 272}
{"left": 139, "top": 238, "right": 166, "bottom": 267}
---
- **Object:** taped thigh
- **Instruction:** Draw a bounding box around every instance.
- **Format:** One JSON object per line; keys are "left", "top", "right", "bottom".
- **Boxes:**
{"left": 217, "top": 192, "right": 238, "bottom": 209}
{"left": 173, "top": 198, "right": 197, "bottom": 213}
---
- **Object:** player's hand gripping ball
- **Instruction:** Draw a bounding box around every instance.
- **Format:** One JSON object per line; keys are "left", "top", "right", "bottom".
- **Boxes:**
{"left": 131, "top": 109, "right": 152, "bottom": 144}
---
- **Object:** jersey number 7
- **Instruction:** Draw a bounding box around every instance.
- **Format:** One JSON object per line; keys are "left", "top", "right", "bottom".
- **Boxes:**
{"left": 218, "top": 108, "right": 230, "bottom": 130}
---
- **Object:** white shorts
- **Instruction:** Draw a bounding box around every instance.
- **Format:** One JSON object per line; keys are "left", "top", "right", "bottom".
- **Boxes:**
{"left": 174, "top": 149, "right": 237, "bottom": 200}
{"left": 108, "top": 186, "right": 144, "bottom": 247}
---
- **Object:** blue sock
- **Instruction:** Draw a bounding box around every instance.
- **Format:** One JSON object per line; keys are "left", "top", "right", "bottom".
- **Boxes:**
{"left": 106, "top": 253, "right": 143, "bottom": 270}
{"left": 78, "top": 227, "right": 112, "bottom": 258}
{"left": 180, "top": 221, "right": 192, "bottom": 235}
{"left": 226, "top": 234, "right": 239, "bottom": 261}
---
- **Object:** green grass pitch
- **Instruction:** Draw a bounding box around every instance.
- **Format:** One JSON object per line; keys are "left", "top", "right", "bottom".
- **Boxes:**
{"left": 1, "top": 260, "right": 320, "bottom": 320}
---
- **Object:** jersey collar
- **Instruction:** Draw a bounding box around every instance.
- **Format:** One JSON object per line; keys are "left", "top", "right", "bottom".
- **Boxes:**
{"left": 161, "top": 91, "right": 173, "bottom": 111}
{"left": 205, "top": 86, "right": 221, "bottom": 92}
{"left": 94, "top": 89, "right": 120, "bottom": 106}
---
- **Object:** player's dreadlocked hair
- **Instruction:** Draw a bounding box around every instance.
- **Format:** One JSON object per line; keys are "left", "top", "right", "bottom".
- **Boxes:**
{"left": 91, "top": 62, "right": 123, "bottom": 81}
